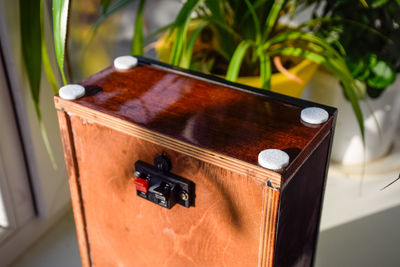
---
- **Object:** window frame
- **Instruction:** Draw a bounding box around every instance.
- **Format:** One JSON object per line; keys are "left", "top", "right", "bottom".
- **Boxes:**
{"left": 0, "top": 48, "right": 35, "bottom": 242}
{"left": 0, "top": 1, "right": 72, "bottom": 265}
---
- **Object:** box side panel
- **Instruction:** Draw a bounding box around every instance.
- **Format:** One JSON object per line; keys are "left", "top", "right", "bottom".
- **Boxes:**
{"left": 69, "top": 115, "right": 270, "bottom": 267}
{"left": 273, "top": 134, "right": 332, "bottom": 267}
{"left": 56, "top": 111, "right": 91, "bottom": 267}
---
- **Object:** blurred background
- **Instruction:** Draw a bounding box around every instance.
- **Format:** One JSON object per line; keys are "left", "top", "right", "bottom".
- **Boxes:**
{"left": 0, "top": 0, "right": 399, "bottom": 266}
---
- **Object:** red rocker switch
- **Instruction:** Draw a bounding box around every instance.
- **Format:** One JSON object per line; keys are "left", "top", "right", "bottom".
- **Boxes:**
{"left": 134, "top": 178, "right": 149, "bottom": 193}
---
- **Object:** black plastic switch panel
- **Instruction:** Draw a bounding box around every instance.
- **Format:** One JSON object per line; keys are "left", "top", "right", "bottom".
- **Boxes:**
{"left": 133, "top": 155, "right": 195, "bottom": 209}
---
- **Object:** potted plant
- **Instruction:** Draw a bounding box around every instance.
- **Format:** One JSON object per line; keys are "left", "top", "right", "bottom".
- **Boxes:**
{"left": 136, "top": 0, "right": 360, "bottom": 101}
{"left": 20, "top": 0, "right": 366, "bottom": 160}
{"left": 152, "top": 1, "right": 319, "bottom": 98}
{"left": 304, "top": 0, "right": 400, "bottom": 164}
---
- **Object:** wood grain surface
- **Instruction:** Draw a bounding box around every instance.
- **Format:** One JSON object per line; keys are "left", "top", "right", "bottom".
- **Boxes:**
{"left": 54, "top": 60, "right": 334, "bottom": 184}
{"left": 67, "top": 115, "right": 280, "bottom": 267}
{"left": 55, "top": 97, "right": 282, "bottom": 188}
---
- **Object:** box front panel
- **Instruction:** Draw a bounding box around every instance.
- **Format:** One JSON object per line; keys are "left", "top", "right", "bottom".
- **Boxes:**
{"left": 69, "top": 115, "right": 275, "bottom": 267}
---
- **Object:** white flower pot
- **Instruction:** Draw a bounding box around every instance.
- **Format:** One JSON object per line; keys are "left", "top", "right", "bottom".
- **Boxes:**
{"left": 303, "top": 70, "right": 400, "bottom": 165}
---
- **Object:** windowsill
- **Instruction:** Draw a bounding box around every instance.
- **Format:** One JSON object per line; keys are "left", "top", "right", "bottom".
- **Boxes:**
{"left": 11, "top": 210, "right": 80, "bottom": 267}
{"left": 320, "top": 136, "right": 400, "bottom": 231}
{"left": 12, "top": 204, "right": 400, "bottom": 267}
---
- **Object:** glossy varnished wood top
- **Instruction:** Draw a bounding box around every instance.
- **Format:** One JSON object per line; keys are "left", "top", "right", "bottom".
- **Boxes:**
{"left": 55, "top": 57, "right": 335, "bottom": 184}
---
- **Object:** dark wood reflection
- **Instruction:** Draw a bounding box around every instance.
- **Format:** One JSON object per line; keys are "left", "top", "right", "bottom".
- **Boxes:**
{"left": 72, "top": 64, "right": 332, "bottom": 172}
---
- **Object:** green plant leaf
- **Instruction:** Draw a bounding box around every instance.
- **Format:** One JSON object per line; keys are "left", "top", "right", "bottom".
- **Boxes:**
{"left": 258, "top": 50, "right": 271, "bottom": 90}
{"left": 20, "top": 0, "right": 42, "bottom": 107}
{"left": 326, "top": 59, "right": 365, "bottom": 139}
{"left": 346, "top": 57, "right": 371, "bottom": 81}
{"left": 265, "top": 31, "right": 345, "bottom": 60}
{"left": 241, "top": 0, "right": 270, "bottom": 23}
{"left": 323, "top": 59, "right": 365, "bottom": 139}
{"left": 298, "top": 17, "right": 390, "bottom": 44}
{"left": 145, "top": 23, "right": 174, "bottom": 42}
{"left": 53, "top": 0, "right": 69, "bottom": 85}
{"left": 205, "top": 0, "right": 223, "bottom": 21}
{"left": 352, "top": 62, "right": 370, "bottom": 80}
{"left": 297, "top": 17, "right": 342, "bottom": 28}
{"left": 42, "top": 0, "right": 58, "bottom": 168}
{"left": 243, "top": 0, "right": 261, "bottom": 43}
{"left": 100, "top": 0, "right": 112, "bottom": 13}
{"left": 41, "top": 43, "right": 58, "bottom": 94}
{"left": 359, "top": 0, "right": 369, "bottom": 7}
{"left": 268, "top": 37, "right": 352, "bottom": 82}
{"left": 347, "top": 59, "right": 365, "bottom": 77}
{"left": 192, "top": 16, "right": 239, "bottom": 60}
{"left": 181, "top": 22, "right": 208, "bottom": 68}
{"left": 225, "top": 40, "right": 252, "bottom": 81}
{"left": 38, "top": 118, "right": 57, "bottom": 169}
{"left": 262, "top": 0, "right": 284, "bottom": 42}
{"left": 269, "top": 47, "right": 326, "bottom": 64}
{"left": 202, "top": 17, "right": 241, "bottom": 40}
{"left": 367, "top": 60, "right": 396, "bottom": 89}
{"left": 131, "top": 0, "right": 145, "bottom": 56}
{"left": 369, "top": 0, "right": 389, "bottom": 8}
{"left": 21, "top": 0, "right": 57, "bottom": 168}
{"left": 169, "top": 0, "right": 202, "bottom": 66}
{"left": 95, "top": 0, "right": 137, "bottom": 28}
{"left": 341, "top": 79, "right": 365, "bottom": 140}
{"left": 204, "top": 0, "right": 234, "bottom": 55}
{"left": 41, "top": 1, "right": 58, "bottom": 94}
{"left": 368, "top": 53, "right": 377, "bottom": 67}
{"left": 170, "top": 0, "right": 202, "bottom": 33}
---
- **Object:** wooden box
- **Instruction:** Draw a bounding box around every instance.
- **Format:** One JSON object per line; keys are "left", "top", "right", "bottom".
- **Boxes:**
{"left": 55, "top": 57, "right": 336, "bottom": 267}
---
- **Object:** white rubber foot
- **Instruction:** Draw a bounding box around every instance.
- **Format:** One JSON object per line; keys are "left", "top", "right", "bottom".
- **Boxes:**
{"left": 113, "top": 56, "right": 138, "bottom": 70}
{"left": 59, "top": 84, "right": 85, "bottom": 100}
{"left": 258, "top": 149, "right": 290, "bottom": 170}
{"left": 301, "top": 107, "right": 329, "bottom": 124}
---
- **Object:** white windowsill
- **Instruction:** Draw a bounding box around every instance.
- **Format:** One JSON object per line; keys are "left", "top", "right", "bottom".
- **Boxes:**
{"left": 11, "top": 210, "right": 80, "bottom": 267}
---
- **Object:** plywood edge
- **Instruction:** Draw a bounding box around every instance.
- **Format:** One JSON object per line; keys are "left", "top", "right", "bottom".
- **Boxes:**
{"left": 54, "top": 97, "right": 282, "bottom": 188}
{"left": 56, "top": 110, "right": 91, "bottom": 267}
{"left": 258, "top": 186, "right": 280, "bottom": 267}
